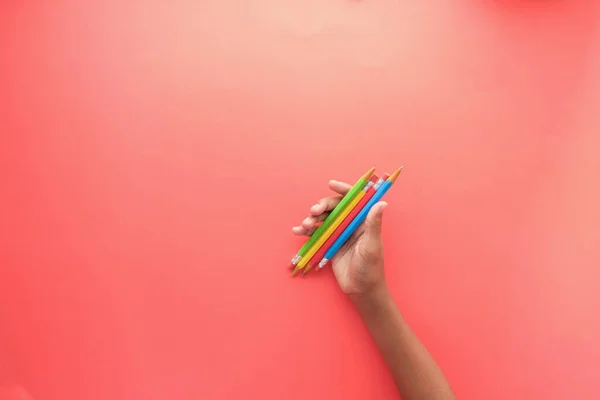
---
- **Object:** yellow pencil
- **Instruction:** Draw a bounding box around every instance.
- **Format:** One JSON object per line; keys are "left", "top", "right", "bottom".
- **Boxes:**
{"left": 290, "top": 167, "right": 375, "bottom": 268}
{"left": 291, "top": 174, "right": 379, "bottom": 277}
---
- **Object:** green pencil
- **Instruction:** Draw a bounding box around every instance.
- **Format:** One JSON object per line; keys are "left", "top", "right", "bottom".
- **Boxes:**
{"left": 291, "top": 167, "right": 376, "bottom": 267}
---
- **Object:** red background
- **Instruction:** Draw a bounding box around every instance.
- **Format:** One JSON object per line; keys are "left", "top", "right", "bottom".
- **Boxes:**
{"left": 2, "top": 1, "right": 600, "bottom": 399}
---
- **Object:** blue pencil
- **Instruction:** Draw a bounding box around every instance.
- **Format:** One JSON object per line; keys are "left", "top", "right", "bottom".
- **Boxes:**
{"left": 317, "top": 167, "right": 403, "bottom": 268}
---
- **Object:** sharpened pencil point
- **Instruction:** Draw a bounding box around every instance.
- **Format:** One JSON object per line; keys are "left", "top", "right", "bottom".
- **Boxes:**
{"left": 362, "top": 167, "right": 376, "bottom": 181}
{"left": 291, "top": 266, "right": 301, "bottom": 277}
{"left": 388, "top": 167, "right": 403, "bottom": 183}
{"left": 302, "top": 265, "right": 313, "bottom": 276}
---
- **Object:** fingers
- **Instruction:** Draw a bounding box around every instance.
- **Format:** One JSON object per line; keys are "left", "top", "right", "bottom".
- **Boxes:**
{"left": 292, "top": 226, "right": 307, "bottom": 236}
{"left": 292, "top": 225, "right": 317, "bottom": 237}
{"left": 328, "top": 180, "right": 352, "bottom": 196}
{"left": 292, "top": 213, "right": 328, "bottom": 236}
{"left": 292, "top": 180, "right": 351, "bottom": 236}
{"left": 309, "top": 195, "right": 343, "bottom": 216}
{"left": 308, "top": 180, "right": 351, "bottom": 216}
{"left": 364, "top": 201, "right": 388, "bottom": 238}
{"left": 305, "top": 213, "right": 329, "bottom": 225}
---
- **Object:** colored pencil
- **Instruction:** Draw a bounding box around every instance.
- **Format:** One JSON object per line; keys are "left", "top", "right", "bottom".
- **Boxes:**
{"left": 317, "top": 167, "right": 403, "bottom": 269}
{"left": 313, "top": 173, "right": 389, "bottom": 272}
{"left": 295, "top": 175, "right": 380, "bottom": 276}
{"left": 290, "top": 167, "right": 376, "bottom": 267}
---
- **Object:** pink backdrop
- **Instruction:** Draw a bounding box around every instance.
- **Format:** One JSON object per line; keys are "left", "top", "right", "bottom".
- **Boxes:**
{"left": 2, "top": 1, "right": 600, "bottom": 399}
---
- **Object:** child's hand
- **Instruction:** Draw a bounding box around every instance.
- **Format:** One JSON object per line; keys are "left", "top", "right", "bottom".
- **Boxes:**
{"left": 292, "top": 180, "right": 388, "bottom": 297}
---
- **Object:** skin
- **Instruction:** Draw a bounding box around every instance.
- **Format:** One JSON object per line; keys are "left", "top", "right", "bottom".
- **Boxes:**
{"left": 292, "top": 180, "right": 456, "bottom": 400}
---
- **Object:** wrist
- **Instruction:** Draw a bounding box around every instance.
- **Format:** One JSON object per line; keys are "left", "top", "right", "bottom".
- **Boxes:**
{"left": 350, "top": 282, "right": 391, "bottom": 313}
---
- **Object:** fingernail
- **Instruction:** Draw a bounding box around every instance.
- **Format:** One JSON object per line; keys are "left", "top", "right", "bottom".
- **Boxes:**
{"left": 312, "top": 203, "right": 320, "bottom": 210}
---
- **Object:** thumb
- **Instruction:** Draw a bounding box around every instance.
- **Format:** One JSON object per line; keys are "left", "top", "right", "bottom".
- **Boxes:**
{"left": 364, "top": 201, "right": 387, "bottom": 238}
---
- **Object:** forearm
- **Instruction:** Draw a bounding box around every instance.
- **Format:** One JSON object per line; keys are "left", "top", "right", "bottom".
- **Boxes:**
{"left": 352, "top": 285, "right": 456, "bottom": 400}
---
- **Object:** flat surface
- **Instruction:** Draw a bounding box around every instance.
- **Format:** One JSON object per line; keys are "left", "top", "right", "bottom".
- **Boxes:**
{"left": 1, "top": 1, "right": 600, "bottom": 399}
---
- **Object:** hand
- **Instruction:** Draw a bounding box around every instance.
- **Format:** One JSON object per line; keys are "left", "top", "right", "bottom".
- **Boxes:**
{"left": 292, "top": 180, "right": 388, "bottom": 297}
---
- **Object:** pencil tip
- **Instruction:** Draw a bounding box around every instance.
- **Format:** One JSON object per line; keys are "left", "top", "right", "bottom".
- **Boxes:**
{"left": 389, "top": 167, "right": 403, "bottom": 183}
{"left": 363, "top": 167, "right": 376, "bottom": 181}
{"left": 302, "top": 266, "right": 312, "bottom": 276}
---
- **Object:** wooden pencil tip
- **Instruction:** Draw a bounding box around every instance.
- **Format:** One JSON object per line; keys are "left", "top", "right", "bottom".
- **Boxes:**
{"left": 291, "top": 266, "right": 301, "bottom": 277}
{"left": 388, "top": 167, "right": 403, "bottom": 183}
{"left": 362, "top": 167, "right": 376, "bottom": 181}
{"left": 302, "top": 266, "right": 312, "bottom": 276}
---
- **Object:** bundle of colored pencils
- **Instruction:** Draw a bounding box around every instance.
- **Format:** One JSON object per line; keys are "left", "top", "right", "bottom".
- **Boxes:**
{"left": 291, "top": 166, "right": 403, "bottom": 276}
